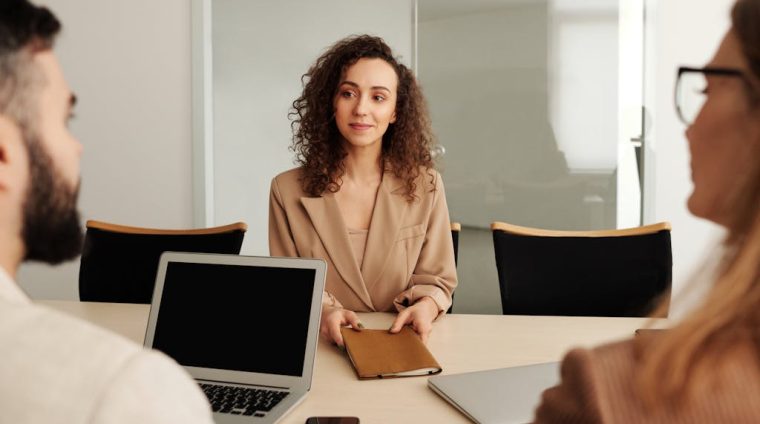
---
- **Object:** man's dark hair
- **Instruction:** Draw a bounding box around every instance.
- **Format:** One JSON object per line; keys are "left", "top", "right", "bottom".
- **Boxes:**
{"left": 0, "top": 0, "right": 60, "bottom": 55}
{"left": 0, "top": 0, "right": 61, "bottom": 132}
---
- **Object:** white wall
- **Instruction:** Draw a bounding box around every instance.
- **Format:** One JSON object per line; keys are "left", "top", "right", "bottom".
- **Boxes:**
{"left": 648, "top": 0, "right": 732, "bottom": 316}
{"left": 17, "top": 0, "right": 194, "bottom": 299}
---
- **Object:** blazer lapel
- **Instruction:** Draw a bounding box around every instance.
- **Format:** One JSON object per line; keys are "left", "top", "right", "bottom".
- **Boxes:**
{"left": 362, "top": 173, "right": 408, "bottom": 289}
{"left": 300, "top": 194, "right": 374, "bottom": 310}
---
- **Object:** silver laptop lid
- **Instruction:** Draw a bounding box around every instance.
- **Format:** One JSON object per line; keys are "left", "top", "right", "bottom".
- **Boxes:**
{"left": 428, "top": 362, "right": 560, "bottom": 424}
{"left": 144, "top": 252, "right": 326, "bottom": 393}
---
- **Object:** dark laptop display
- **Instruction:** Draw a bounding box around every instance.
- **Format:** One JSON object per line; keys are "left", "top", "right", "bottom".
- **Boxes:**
{"left": 151, "top": 261, "right": 315, "bottom": 377}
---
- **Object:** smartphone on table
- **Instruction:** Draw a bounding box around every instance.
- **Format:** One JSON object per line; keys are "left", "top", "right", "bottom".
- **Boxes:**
{"left": 305, "top": 418, "right": 359, "bottom": 424}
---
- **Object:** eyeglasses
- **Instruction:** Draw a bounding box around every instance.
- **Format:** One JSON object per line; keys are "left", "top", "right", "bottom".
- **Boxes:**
{"left": 674, "top": 66, "right": 748, "bottom": 125}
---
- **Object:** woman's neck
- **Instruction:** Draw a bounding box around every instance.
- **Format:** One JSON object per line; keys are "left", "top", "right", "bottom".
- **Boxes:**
{"left": 342, "top": 142, "right": 383, "bottom": 184}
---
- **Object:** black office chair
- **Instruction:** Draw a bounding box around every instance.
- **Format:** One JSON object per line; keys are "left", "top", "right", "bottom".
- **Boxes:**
{"left": 79, "top": 220, "right": 247, "bottom": 303}
{"left": 451, "top": 222, "right": 461, "bottom": 266}
{"left": 447, "top": 222, "right": 461, "bottom": 314}
{"left": 491, "top": 221, "right": 672, "bottom": 317}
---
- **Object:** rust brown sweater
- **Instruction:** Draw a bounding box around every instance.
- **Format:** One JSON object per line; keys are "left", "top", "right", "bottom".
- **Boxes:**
{"left": 534, "top": 338, "right": 760, "bottom": 423}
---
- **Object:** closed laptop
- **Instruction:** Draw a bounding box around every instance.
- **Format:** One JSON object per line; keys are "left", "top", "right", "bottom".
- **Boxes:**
{"left": 428, "top": 362, "right": 560, "bottom": 424}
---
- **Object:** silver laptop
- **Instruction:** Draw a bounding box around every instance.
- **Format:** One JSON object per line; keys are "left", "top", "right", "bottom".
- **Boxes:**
{"left": 144, "top": 252, "right": 326, "bottom": 423}
{"left": 428, "top": 362, "right": 560, "bottom": 424}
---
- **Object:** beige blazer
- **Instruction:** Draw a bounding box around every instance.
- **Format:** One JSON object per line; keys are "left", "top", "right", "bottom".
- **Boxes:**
{"left": 533, "top": 336, "right": 760, "bottom": 423}
{"left": 269, "top": 167, "right": 458, "bottom": 313}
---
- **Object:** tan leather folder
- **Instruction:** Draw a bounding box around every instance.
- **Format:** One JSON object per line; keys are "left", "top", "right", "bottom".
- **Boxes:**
{"left": 340, "top": 326, "right": 442, "bottom": 379}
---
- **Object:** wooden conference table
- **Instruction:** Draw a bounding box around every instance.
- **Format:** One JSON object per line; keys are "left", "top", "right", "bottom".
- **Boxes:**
{"left": 40, "top": 300, "right": 664, "bottom": 424}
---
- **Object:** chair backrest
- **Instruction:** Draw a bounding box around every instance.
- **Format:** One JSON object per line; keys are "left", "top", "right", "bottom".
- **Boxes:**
{"left": 448, "top": 222, "right": 461, "bottom": 314}
{"left": 491, "top": 221, "right": 672, "bottom": 317}
{"left": 79, "top": 220, "right": 247, "bottom": 303}
{"left": 451, "top": 222, "right": 461, "bottom": 267}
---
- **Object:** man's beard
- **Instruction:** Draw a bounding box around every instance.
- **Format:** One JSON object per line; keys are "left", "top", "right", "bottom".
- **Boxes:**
{"left": 21, "top": 139, "right": 83, "bottom": 264}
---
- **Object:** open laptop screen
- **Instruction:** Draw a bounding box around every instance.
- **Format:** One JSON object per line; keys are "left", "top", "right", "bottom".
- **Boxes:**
{"left": 151, "top": 261, "right": 315, "bottom": 377}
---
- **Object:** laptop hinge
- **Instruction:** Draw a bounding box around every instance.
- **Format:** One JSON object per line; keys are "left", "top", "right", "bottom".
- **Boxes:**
{"left": 196, "top": 379, "right": 289, "bottom": 391}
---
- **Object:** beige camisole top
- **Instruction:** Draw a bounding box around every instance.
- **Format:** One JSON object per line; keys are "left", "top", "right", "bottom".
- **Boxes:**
{"left": 348, "top": 228, "right": 369, "bottom": 269}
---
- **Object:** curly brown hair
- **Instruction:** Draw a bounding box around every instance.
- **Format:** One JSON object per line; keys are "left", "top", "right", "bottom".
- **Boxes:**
{"left": 289, "top": 34, "right": 435, "bottom": 202}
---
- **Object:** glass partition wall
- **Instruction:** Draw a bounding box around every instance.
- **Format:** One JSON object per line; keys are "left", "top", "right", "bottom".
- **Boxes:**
{"left": 417, "top": 0, "right": 645, "bottom": 313}
{"left": 193, "top": 0, "right": 646, "bottom": 314}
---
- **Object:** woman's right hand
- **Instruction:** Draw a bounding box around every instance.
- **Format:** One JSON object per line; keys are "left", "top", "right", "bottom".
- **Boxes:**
{"left": 320, "top": 306, "right": 363, "bottom": 347}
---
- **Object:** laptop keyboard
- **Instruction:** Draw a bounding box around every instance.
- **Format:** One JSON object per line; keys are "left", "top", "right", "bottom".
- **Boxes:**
{"left": 200, "top": 383, "right": 289, "bottom": 417}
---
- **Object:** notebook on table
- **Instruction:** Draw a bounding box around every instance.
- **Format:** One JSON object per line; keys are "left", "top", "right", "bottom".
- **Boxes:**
{"left": 340, "top": 326, "right": 442, "bottom": 379}
{"left": 428, "top": 361, "right": 560, "bottom": 424}
{"left": 144, "top": 252, "right": 326, "bottom": 424}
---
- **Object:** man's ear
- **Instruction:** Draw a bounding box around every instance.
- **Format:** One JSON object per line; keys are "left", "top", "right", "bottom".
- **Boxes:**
{"left": 0, "top": 115, "right": 25, "bottom": 190}
{"left": 0, "top": 118, "right": 8, "bottom": 165}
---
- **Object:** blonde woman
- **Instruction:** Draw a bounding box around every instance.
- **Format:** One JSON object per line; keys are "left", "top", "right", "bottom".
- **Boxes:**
{"left": 535, "top": 0, "right": 760, "bottom": 421}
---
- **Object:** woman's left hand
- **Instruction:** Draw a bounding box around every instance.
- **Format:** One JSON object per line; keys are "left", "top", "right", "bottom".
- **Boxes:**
{"left": 389, "top": 296, "right": 440, "bottom": 343}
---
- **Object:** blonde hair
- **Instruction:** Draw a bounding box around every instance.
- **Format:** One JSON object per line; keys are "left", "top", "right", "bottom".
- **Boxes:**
{"left": 636, "top": 0, "right": 760, "bottom": 406}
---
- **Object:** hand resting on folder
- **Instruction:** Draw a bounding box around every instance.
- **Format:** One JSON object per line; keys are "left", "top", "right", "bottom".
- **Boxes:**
{"left": 388, "top": 296, "right": 439, "bottom": 343}
{"left": 320, "top": 307, "right": 365, "bottom": 347}
{"left": 321, "top": 296, "right": 439, "bottom": 347}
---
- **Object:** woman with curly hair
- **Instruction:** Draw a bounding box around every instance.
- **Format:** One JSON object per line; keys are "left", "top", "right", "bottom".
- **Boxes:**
{"left": 269, "top": 35, "right": 457, "bottom": 347}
